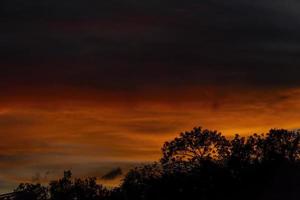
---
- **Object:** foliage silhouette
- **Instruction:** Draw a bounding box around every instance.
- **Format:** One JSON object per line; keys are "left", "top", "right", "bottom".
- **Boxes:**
{"left": 49, "top": 170, "right": 110, "bottom": 200}
{"left": 14, "top": 183, "right": 48, "bottom": 200}
{"left": 161, "top": 127, "right": 230, "bottom": 173}
{"left": 9, "top": 127, "right": 300, "bottom": 200}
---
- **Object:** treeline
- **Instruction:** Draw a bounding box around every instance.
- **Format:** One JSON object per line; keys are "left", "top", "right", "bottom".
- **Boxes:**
{"left": 13, "top": 128, "right": 300, "bottom": 200}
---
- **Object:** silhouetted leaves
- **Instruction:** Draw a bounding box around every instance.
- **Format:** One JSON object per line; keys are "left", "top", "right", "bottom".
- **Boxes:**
{"left": 263, "top": 129, "right": 300, "bottom": 162}
{"left": 121, "top": 163, "right": 162, "bottom": 200}
{"left": 49, "top": 170, "right": 109, "bottom": 200}
{"left": 161, "top": 127, "right": 230, "bottom": 172}
{"left": 14, "top": 183, "right": 48, "bottom": 200}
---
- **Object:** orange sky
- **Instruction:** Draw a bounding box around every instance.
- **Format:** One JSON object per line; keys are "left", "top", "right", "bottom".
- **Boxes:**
{"left": 1, "top": 85, "right": 300, "bottom": 193}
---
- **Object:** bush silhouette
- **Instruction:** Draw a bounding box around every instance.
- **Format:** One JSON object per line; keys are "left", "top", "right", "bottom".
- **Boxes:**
{"left": 49, "top": 170, "right": 110, "bottom": 200}
{"left": 14, "top": 183, "right": 48, "bottom": 200}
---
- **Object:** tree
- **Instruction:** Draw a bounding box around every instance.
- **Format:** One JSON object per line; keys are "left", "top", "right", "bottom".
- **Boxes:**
{"left": 10, "top": 127, "right": 300, "bottom": 200}
{"left": 229, "top": 133, "right": 264, "bottom": 168}
{"left": 14, "top": 183, "right": 48, "bottom": 200}
{"left": 73, "top": 177, "right": 110, "bottom": 200}
{"left": 121, "top": 163, "right": 162, "bottom": 200}
{"left": 49, "top": 170, "right": 109, "bottom": 200}
{"left": 161, "top": 127, "right": 230, "bottom": 171}
{"left": 49, "top": 171, "right": 73, "bottom": 200}
{"left": 263, "top": 129, "right": 300, "bottom": 162}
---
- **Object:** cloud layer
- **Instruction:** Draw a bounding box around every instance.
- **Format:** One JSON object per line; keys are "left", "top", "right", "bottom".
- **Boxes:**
{"left": 1, "top": 0, "right": 300, "bottom": 91}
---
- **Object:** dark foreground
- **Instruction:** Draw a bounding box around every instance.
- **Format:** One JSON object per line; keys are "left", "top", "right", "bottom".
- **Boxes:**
{"left": 2, "top": 127, "right": 300, "bottom": 200}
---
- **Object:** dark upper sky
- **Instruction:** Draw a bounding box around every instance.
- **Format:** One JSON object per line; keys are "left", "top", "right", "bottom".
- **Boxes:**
{"left": 1, "top": 0, "right": 300, "bottom": 92}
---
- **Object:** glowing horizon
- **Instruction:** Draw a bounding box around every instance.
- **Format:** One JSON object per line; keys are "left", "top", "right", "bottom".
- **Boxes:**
{"left": 1, "top": 86, "right": 300, "bottom": 193}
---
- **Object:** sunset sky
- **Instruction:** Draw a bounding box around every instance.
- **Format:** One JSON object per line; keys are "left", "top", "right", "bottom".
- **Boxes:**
{"left": 1, "top": 0, "right": 300, "bottom": 193}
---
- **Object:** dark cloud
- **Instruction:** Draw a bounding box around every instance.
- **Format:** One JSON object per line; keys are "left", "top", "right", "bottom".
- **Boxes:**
{"left": 101, "top": 167, "right": 123, "bottom": 180}
{"left": 118, "top": 119, "right": 185, "bottom": 135}
{"left": 0, "top": 113, "right": 38, "bottom": 127}
{"left": 1, "top": 0, "right": 300, "bottom": 93}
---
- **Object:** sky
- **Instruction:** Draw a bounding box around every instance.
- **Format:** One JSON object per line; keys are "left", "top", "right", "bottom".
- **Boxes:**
{"left": 1, "top": 0, "right": 300, "bottom": 193}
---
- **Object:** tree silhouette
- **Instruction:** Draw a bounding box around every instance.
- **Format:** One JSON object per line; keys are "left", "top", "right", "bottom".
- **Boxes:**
{"left": 73, "top": 177, "right": 109, "bottom": 200}
{"left": 49, "top": 171, "right": 73, "bottom": 200}
{"left": 8, "top": 127, "right": 300, "bottom": 200}
{"left": 14, "top": 183, "right": 48, "bottom": 200}
{"left": 49, "top": 170, "right": 110, "bottom": 200}
{"left": 121, "top": 163, "right": 162, "bottom": 200}
{"left": 161, "top": 127, "right": 230, "bottom": 172}
{"left": 263, "top": 129, "right": 300, "bottom": 162}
